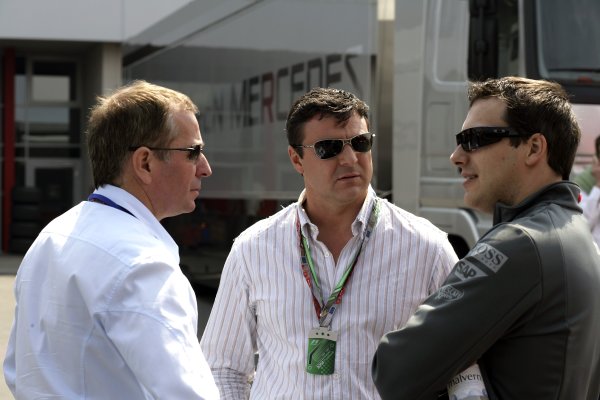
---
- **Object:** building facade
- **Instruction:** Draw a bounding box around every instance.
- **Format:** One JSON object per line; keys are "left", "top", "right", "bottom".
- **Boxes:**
{"left": 0, "top": 0, "right": 195, "bottom": 252}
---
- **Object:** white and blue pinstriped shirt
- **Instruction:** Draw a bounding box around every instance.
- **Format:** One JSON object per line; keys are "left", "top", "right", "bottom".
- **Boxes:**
{"left": 200, "top": 187, "right": 458, "bottom": 399}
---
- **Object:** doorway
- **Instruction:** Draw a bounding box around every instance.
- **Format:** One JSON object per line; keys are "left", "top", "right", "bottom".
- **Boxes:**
{"left": 24, "top": 160, "right": 81, "bottom": 227}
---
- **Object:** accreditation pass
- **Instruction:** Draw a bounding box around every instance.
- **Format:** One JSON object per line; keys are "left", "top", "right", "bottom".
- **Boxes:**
{"left": 306, "top": 327, "right": 338, "bottom": 375}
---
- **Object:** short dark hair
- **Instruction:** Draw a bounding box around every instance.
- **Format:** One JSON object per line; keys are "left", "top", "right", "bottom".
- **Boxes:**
{"left": 468, "top": 76, "right": 580, "bottom": 180}
{"left": 86, "top": 80, "right": 198, "bottom": 188}
{"left": 285, "top": 87, "right": 370, "bottom": 157}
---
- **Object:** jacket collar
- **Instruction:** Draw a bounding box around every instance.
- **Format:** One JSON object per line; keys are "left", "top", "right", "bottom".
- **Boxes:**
{"left": 493, "top": 181, "right": 581, "bottom": 225}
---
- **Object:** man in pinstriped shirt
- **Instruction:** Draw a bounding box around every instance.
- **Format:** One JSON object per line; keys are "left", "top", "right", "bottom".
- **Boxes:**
{"left": 201, "top": 87, "right": 459, "bottom": 399}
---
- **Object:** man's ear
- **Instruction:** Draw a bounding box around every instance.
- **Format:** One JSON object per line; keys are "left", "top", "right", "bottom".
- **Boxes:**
{"left": 525, "top": 133, "right": 547, "bottom": 166}
{"left": 130, "top": 147, "right": 154, "bottom": 184}
{"left": 288, "top": 146, "right": 304, "bottom": 175}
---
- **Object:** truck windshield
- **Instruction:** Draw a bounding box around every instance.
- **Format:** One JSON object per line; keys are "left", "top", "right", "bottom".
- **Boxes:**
{"left": 536, "top": 0, "right": 600, "bottom": 82}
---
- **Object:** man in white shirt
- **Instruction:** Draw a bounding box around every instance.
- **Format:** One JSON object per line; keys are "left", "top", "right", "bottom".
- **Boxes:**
{"left": 577, "top": 135, "right": 600, "bottom": 247}
{"left": 200, "top": 87, "right": 460, "bottom": 399}
{"left": 572, "top": 135, "right": 600, "bottom": 195}
{"left": 3, "top": 80, "right": 219, "bottom": 399}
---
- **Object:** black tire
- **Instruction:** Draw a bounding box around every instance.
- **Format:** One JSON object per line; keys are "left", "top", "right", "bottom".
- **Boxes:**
{"left": 12, "top": 186, "right": 42, "bottom": 204}
{"left": 11, "top": 222, "right": 41, "bottom": 238}
{"left": 12, "top": 205, "right": 41, "bottom": 221}
{"left": 448, "top": 234, "right": 470, "bottom": 259}
{"left": 9, "top": 237, "right": 35, "bottom": 254}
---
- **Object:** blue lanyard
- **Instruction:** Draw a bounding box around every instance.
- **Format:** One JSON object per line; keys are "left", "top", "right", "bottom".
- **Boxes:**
{"left": 87, "top": 193, "right": 135, "bottom": 217}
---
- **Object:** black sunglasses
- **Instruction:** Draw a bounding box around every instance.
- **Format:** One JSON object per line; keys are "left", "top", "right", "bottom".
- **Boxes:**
{"left": 456, "top": 127, "right": 530, "bottom": 152}
{"left": 293, "top": 132, "right": 375, "bottom": 160}
{"left": 128, "top": 144, "right": 204, "bottom": 161}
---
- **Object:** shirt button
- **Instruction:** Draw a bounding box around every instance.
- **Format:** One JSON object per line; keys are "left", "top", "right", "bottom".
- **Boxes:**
{"left": 324, "top": 252, "right": 330, "bottom": 257}
{"left": 333, "top": 373, "right": 340, "bottom": 379}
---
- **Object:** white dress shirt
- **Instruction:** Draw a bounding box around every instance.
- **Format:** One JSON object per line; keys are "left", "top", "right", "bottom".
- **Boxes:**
{"left": 580, "top": 185, "right": 600, "bottom": 247}
{"left": 3, "top": 185, "right": 219, "bottom": 399}
{"left": 200, "top": 187, "right": 458, "bottom": 399}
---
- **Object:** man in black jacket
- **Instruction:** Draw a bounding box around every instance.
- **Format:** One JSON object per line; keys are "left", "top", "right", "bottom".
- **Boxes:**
{"left": 372, "top": 77, "right": 600, "bottom": 400}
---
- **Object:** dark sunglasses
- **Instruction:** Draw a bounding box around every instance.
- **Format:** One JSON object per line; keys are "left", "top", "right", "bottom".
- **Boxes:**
{"left": 456, "top": 127, "right": 530, "bottom": 152}
{"left": 128, "top": 144, "right": 204, "bottom": 161}
{"left": 293, "top": 132, "right": 375, "bottom": 160}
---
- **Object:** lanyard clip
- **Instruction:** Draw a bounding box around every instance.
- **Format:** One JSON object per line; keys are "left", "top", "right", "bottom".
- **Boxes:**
{"left": 319, "top": 306, "right": 336, "bottom": 328}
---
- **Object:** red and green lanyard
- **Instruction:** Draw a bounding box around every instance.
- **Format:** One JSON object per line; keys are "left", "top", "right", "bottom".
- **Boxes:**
{"left": 296, "top": 198, "right": 380, "bottom": 328}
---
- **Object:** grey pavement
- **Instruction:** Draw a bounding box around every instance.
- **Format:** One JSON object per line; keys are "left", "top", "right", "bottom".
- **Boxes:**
{"left": 0, "top": 255, "right": 21, "bottom": 276}
{"left": 0, "top": 254, "right": 20, "bottom": 400}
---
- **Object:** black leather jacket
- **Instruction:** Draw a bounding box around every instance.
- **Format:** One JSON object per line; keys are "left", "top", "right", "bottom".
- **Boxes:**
{"left": 372, "top": 182, "right": 600, "bottom": 400}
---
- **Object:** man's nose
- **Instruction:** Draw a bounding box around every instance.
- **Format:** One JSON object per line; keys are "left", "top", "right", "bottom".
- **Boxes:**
{"left": 337, "top": 142, "right": 359, "bottom": 164}
{"left": 450, "top": 145, "right": 466, "bottom": 166}
{"left": 196, "top": 154, "right": 212, "bottom": 177}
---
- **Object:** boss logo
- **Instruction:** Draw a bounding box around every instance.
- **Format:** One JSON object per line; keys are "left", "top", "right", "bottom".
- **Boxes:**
{"left": 469, "top": 243, "right": 508, "bottom": 273}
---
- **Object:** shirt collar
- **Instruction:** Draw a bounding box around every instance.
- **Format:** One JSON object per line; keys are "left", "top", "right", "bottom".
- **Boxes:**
{"left": 296, "top": 186, "right": 377, "bottom": 238}
{"left": 93, "top": 185, "right": 179, "bottom": 256}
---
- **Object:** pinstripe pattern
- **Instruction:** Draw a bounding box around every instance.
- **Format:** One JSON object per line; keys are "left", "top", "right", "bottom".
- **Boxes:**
{"left": 201, "top": 189, "right": 458, "bottom": 399}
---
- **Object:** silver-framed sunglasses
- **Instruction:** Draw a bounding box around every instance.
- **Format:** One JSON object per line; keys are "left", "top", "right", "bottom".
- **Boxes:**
{"left": 293, "top": 132, "right": 375, "bottom": 159}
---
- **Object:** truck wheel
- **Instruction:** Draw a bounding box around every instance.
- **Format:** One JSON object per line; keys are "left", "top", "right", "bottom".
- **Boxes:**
{"left": 12, "top": 186, "right": 42, "bottom": 204}
{"left": 9, "top": 238, "right": 35, "bottom": 254}
{"left": 11, "top": 222, "right": 41, "bottom": 238}
{"left": 12, "top": 205, "right": 41, "bottom": 221}
{"left": 448, "top": 235, "right": 470, "bottom": 259}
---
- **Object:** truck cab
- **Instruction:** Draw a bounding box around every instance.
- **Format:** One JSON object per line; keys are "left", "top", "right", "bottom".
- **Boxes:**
{"left": 394, "top": 0, "right": 600, "bottom": 256}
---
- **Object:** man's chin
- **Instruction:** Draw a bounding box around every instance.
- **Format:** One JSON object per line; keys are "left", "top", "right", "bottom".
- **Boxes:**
{"left": 176, "top": 202, "right": 197, "bottom": 217}
{"left": 464, "top": 198, "right": 494, "bottom": 214}
{"left": 463, "top": 195, "right": 480, "bottom": 211}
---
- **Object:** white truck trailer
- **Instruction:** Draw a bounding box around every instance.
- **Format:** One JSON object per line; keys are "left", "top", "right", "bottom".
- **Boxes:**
{"left": 123, "top": 0, "right": 600, "bottom": 283}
